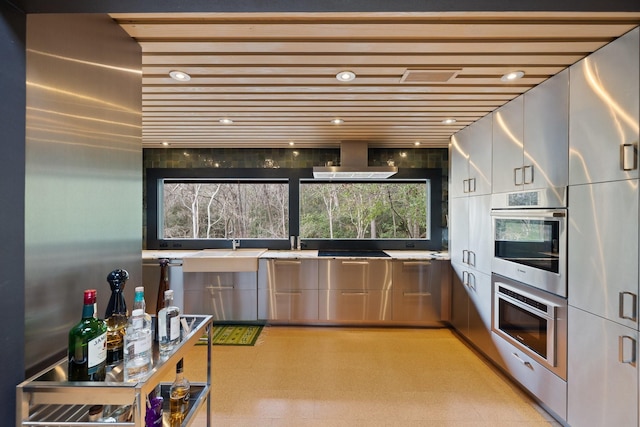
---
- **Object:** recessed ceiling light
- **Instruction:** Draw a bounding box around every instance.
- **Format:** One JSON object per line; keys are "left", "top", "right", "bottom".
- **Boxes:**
{"left": 161, "top": 141, "right": 170, "bottom": 146}
{"left": 288, "top": 141, "right": 295, "bottom": 146}
{"left": 501, "top": 70, "right": 525, "bottom": 82}
{"left": 442, "top": 118, "right": 457, "bottom": 125}
{"left": 169, "top": 70, "right": 191, "bottom": 82}
{"left": 336, "top": 71, "right": 356, "bottom": 82}
{"left": 219, "top": 118, "right": 233, "bottom": 125}
{"left": 331, "top": 118, "right": 344, "bottom": 125}
{"left": 414, "top": 141, "right": 421, "bottom": 146}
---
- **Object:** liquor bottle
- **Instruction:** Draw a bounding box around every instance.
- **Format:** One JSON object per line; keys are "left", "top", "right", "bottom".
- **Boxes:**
{"left": 169, "top": 359, "right": 190, "bottom": 424}
{"left": 155, "top": 259, "right": 170, "bottom": 341}
{"left": 158, "top": 289, "right": 180, "bottom": 355}
{"left": 105, "top": 269, "right": 129, "bottom": 366}
{"left": 133, "top": 286, "right": 152, "bottom": 329}
{"left": 68, "top": 289, "right": 108, "bottom": 381}
{"left": 123, "top": 309, "right": 152, "bottom": 382}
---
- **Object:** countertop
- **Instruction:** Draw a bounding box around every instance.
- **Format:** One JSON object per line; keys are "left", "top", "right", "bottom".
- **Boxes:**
{"left": 143, "top": 249, "right": 450, "bottom": 261}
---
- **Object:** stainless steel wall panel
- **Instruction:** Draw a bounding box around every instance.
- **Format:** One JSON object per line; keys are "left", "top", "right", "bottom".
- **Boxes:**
{"left": 569, "top": 27, "right": 640, "bottom": 185}
{"left": 24, "top": 15, "right": 142, "bottom": 371}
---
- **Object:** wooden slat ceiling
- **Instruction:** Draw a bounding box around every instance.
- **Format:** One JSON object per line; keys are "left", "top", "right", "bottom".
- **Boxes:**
{"left": 110, "top": 12, "right": 640, "bottom": 148}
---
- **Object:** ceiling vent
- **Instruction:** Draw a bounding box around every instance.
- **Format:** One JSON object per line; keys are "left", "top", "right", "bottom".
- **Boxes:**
{"left": 312, "top": 141, "right": 398, "bottom": 179}
{"left": 400, "top": 68, "right": 462, "bottom": 83}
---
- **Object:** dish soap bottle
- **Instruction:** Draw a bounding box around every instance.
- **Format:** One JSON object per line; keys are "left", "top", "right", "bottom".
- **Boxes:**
{"left": 169, "top": 359, "right": 190, "bottom": 424}
{"left": 68, "top": 289, "right": 107, "bottom": 381}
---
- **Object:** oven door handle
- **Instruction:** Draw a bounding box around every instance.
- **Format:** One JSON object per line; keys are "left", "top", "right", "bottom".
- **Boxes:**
{"left": 511, "top": 352, "right": 533, "bottom": 369}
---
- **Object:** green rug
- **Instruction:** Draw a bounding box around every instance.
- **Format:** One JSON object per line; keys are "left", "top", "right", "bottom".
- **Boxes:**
{"left": 210, "top": 325, "right": 263, "bottom": 346}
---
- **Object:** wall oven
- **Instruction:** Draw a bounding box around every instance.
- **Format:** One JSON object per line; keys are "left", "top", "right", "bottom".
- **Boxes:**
{"left": 491, "top": 188, "right": 567, "bottom": 297}
{"left": 492, "top": 274, "right": 567, "bottom": 379}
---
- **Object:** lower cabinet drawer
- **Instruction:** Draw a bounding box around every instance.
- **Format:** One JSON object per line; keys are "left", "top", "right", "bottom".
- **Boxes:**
{"left": 264, "top": 290, "right": 318, "bottom": 322}
{"left": 319, "top": 289, "right": 392, "bottom": 322}
{"left": 184, "top": 287, "right": 258, "bottom": 322}
{"left": 492, "top": 332, "right": 567, "bottom": 421}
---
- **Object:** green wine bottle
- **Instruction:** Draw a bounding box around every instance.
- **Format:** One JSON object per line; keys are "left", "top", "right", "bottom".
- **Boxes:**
{"left": 68, "top": 289, "right": 108, "bottom": 381}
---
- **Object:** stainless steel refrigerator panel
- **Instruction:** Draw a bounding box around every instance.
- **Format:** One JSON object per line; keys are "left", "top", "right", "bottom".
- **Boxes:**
{"left": 24, "top": 15, "right": 142, "bottom": 372}
{"left": 569, "top": 27, "right": 640, "bottom": 185}
{"left": 523, "top": 69, "right": 569, "bottom": 190}
{"left": 492, "top": 96, "right": 525, "bottom": 194}
{"left": 568, "top": 306, "right": 638, "bottom": 426}
{"left": 468, "top": 194, "right": 492, "bottom": 275}
{"left": 466, "top": 114, "right": 493, "bottom": 196}
{"left": 568, "top": 180, "right": 638, "bottom": 329}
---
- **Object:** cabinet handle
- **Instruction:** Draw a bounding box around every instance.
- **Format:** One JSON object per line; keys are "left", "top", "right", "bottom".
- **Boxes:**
{"left": 618, "top": 335, "right": 637, "bottom": 365}
{"left": 341, "top": 291, "right": 368, "bottom": 296}
{"left": 403, "top": 292, "right": 431, "bottom": 297}
{"left": 463, "top": 178, "right": 468, "bottom": 193}
{"left": 621, "top": 143, "right": 638, "bottom": 171}
{"left": 468, "top": 272, "right": 476, "bottom": 291}
{"left": 206, "top": 285, "right": 235, "bottom": 290}
{"left": 468, "top": 177, "right": 476, "bottom": 193}
{"left": 462, "top": 249, "right": 469, "bottom": 265}
{"left": 341, "top": 261, "right": 369, "bottom": 265}
{"left": 274, "top": 260, "right": 302, "bottom": 265}
{"left": 468, "top": 251, "right": 476, "bottom": 268}
{"left": 619, "top": 291, "right": 638, "bottom": 322}
{"left": 462, "top": 270, "right": 469, "bottom": 287}
{"left": 523, "top": 165, "right": 534, "bottom": 184}
{"left": 511, "top": 352, "right": 533, "bottom": 369}
{"left": 402, "top": 261, "right": 431, "bottom": 267}
{"left": 275, "top": 291, "right": 302, "bottom": 296}
{"left": 513, "top": 167, "right": 523, "bottom": 186}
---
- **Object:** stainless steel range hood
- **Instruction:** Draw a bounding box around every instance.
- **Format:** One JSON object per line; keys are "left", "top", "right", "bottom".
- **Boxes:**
{"left": 313, "top": 141, "right": 398, "bottom": 179}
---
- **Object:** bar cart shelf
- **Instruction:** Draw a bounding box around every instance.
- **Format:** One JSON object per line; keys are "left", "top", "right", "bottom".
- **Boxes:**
{"left": 16, "top": 315, "right": 212, "bottom": 427}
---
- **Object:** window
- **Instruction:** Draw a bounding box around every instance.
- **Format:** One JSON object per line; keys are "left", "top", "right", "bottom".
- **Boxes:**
{"left": 161, "top": 180, "right": 288, "bottom": 239}
{"left": 299, "top": 181, "right": 429, "bottom": 239}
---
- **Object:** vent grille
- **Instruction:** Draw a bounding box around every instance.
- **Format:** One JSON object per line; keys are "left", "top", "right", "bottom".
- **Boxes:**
{"left": 400, "top": 68, "right": 461, "bottom": 83}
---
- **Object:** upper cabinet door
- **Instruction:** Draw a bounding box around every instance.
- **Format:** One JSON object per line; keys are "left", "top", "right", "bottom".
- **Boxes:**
{"left": 466, "top": 114, "right": 493, "bottom": 196}
{"left": 450, "top": 127, "right": 470, "bottom": 199}
{"left": 492, "top": 97, "right": 524, "bottom": 194}
{"left": 524, "top": 69, "right": 569, "bottom": 190}
{"left": 569, "top": 27, "right": 640, "bottom": 185}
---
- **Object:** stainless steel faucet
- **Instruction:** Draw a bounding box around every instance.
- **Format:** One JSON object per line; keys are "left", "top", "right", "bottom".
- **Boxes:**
{"left": 232, "top": 239, "right": 239, "bottom": 250}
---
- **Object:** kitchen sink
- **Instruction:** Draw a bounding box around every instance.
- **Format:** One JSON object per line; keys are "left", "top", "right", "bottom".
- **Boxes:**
{"left": 182, "top": 248, "right": 267, "bottom": 272}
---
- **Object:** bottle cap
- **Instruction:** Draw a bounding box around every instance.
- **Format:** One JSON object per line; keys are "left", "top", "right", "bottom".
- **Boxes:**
{"left": 83, "top": 289, "right": 97, "bottom": 305}
{"left": 164, "top": 290, "right": 174, "bottom": 298}
{"left": 135, "top": 286, "right": 144, "bottom": 293}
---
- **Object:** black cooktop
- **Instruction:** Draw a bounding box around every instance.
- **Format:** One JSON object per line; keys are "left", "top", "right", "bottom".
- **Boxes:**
{"left": 318, "top": 250, "right": 390, "bottom": 258}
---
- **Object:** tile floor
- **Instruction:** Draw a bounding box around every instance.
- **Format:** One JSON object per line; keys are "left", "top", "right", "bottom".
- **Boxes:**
{"left": 181, "top": 326, "right": 562, "bottom": 426}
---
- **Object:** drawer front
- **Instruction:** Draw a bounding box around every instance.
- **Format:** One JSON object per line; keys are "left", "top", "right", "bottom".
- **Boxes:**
{"left": 184, "top": 287, "right": 257, "bottom": 321}
{"left": 319, "top": 259, "right": 392, "bottom": 291}
{"left": 319, "top": 289, "right": 392, "bottom": 322}
{"left": 492, "top": 332, "right": 567, "bottom": 421}
{"left": 267, "top": 290, "right": 319, "bottom": 322}
{"left": 267, "top": 259, "right": 318, "bottom": 291}
{"left": 184, "top": 271, "right": 257, "bottom": 290}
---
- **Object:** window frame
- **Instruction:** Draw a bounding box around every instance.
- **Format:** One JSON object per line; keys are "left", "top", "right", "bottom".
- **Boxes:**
{"left": 146, "top": 167, "right": 443, "bottom": 251}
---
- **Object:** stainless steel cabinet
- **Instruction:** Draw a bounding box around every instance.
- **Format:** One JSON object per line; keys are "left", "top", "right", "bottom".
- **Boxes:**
{"left": 492, "top": 97, "right": 525, "bottom": 194}
{"left": 568, "top": 180, "right": 638, "bottom": 330}
{"left": 449, "top": 113, "right": 492, "bottom": 198}
{"left": 258, "top": 258, "right": 319, "bottom": 323}
{"left": 318, "top": 259, "right": 392, "bottom": 323}
{"left": 523, "top": 69, "right": 569, "bottom": 190}
{"left": 391, "top": 260, "right": 450, "bottom": 324}
{"left": 569, "top": 27, "right": 639, "bottom": 186}
{"left": 450, "top": 263, "right": 497, "bottom": 361}
{"left": 568, "top": 306, "right": 637, "bottom": 427}
{"left": 183, "top": 271, "right": 258, "bottom": 322}
{"left": 492, "top": 70, "right": 569, "bottom": 194}
{"left": 449, "top": 194, "right": 492, "bottom": 275}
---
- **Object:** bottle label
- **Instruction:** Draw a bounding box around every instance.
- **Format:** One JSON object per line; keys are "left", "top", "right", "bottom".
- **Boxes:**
{"left": 170, "top": 316, "right": 180, "bottom": 340}
{"left": 135, "top": 331, "right": 152, "bottom": 355}
{"left": 88, "top": 332, "right": 107, "bottom": 371}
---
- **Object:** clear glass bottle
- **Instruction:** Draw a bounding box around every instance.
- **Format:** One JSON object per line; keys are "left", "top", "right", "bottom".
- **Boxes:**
{"left": 105, "top": 269, "right": 129, "bottom": 367}
{"left": 68, "top": 289, "right": 108, "bottom": 381}
{"left": 123, "top": 309, "right": 152, "bottom": 382}
{"left": 169, "top": 359, "right": 190, "bottom": 424}
{"left": 158, "top": 289, "right": 180, "bottom": 355}
{"left": 133, "top": 286, "right": 152, "bottom": 330}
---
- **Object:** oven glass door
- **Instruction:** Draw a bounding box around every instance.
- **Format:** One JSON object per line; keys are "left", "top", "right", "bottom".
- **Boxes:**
{"left": 497, "top": 296, "right": 548, "bottom": 359}
{"left": 494, "top": 216, "right": 560, "bottom": 274}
